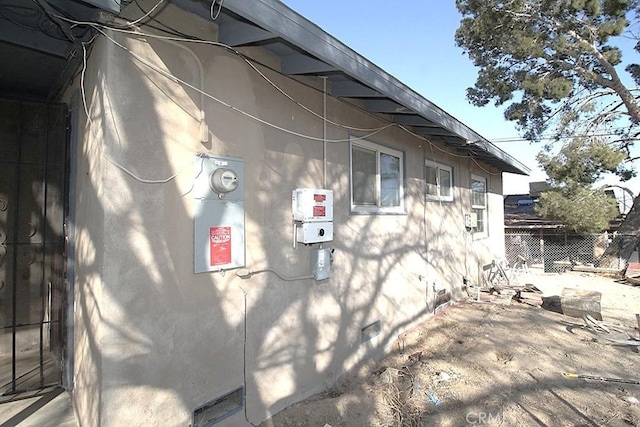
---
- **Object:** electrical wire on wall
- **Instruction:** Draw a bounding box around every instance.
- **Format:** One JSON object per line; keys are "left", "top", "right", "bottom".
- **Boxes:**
{"left": 32, "top": 0, "right": 514, "bottom": 173}
{"left": 124, "top": 0, "right": 165, "bottom": 26}
{"left": 57, "top": 9, "right": 395, "bottom": 132}
{"left": 237, "top": 285, "right": 259, "bottom": 427}
{"left": 107, "top": 26, "right": 397, "bottom": 133}
{"left": 424, "top": 136, "right": 477, "bottom": 290}
{"left": 54, "top": 5, "right": 508, "bottom": 187}
{"left": 77, "top": 31, "right": 196, "bottom": 185}
{"left": 53, "top": 8, "right": 472, "bottom": 151}
{"left": 65, "top": 1, "right": 507, "bottom": 294}
{"left": 74, "top": 22, "right": 396, "bottom": 145}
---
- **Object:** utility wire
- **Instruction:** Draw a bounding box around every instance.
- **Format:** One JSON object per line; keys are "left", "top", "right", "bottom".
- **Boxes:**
{"left": 58, "top": 10, "right": 521, "bottom": 183}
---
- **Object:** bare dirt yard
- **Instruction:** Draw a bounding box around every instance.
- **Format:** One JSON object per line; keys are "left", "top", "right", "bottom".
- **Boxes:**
{"left": 261, "top": 270, "right": 640, "bottom": 426}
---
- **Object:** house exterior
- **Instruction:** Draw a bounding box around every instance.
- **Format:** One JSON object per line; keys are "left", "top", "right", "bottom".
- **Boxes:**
{"left": 0, "top": 0, "right": 529, "bottom": 425}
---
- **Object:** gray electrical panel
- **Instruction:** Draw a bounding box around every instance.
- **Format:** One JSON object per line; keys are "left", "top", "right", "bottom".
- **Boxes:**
{"left": 193, "top": 154, "right": 245, "bottom": 273}
{"left": 311, "top": 248, "right": 331, "bottom": 280}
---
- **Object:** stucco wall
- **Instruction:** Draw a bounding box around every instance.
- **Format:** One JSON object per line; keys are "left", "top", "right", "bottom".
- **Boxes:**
{"left": 68, "top": 3, "right": 507, "bottom": 426}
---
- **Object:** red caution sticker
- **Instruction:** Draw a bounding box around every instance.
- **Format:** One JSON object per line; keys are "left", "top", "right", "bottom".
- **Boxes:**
{"left": 210, "top": 226, "right": 231, "bottom": 266}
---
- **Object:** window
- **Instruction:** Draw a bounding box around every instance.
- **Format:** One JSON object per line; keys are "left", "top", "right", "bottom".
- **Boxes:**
{"left": 425, "top": 160, "right": 453, "bottom": 201}
{"left": 471, "top": 174, "right": 487, "bottom": 236}
{"left": 350, "top": 138, "right": 404, "bottom": 213}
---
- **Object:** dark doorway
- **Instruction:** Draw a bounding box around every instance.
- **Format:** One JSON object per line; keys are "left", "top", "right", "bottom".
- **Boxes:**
{"left": 0, "top": 98, "right": 68, "bottom": 395}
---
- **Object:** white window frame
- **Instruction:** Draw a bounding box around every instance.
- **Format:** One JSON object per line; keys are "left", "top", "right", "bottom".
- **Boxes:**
{"left": 425, "top": 160, "right": 453, "bottom": 202}
{"left": 471, "top": 174, "right": 487, "bottom": 237}
{"left": 350, "top": 138, "right": 405, "bottom": 214}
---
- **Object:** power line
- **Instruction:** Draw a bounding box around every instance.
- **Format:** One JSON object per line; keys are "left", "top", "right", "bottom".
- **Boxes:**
{"left": 492, "top": 133, "right": 640, "bottom": 144}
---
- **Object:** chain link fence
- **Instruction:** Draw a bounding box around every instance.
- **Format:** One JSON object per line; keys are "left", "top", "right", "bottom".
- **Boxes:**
{"left": 504, "top": 231, "right": 637, "bottom": 273}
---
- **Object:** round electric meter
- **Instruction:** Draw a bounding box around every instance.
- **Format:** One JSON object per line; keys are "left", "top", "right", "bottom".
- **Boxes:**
{"left": 210, "top": 168, "right": 239, "bottom": 194}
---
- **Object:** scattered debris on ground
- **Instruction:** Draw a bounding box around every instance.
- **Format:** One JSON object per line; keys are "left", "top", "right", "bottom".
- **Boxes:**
{"left": 260, "top": 272, "right": 640, "bottom": 427}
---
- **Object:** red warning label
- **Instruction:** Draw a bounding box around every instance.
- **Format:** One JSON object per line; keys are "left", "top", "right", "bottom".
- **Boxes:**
{"left": 210, "top": 226, "right": 231, "bottom": 266}
{"left": 313, "top": 206, "right": 326, "bottom": 217}
{"left": 314, "top": 194, "right": 326, "bottom": 202}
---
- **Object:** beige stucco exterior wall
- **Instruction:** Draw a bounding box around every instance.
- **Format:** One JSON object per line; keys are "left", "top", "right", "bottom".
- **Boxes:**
{"left": 66, "top": 3, "right": 507, "bottom": 426}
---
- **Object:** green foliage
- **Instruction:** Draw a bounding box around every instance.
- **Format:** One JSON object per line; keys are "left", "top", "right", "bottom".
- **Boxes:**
{"left": 537, "top": 138, "right": 632, "bottom": 187}
{"left": 456, "top": 0, "right": 640, "bottom": 233}
{"left": 535, "top": 138, "right": 630, "bottom": 232}
{"left": 535, "top": 187, "right": 619, "bottom": 233}
{"left": 455, "top": 0, "right": 640, "bottom": 145}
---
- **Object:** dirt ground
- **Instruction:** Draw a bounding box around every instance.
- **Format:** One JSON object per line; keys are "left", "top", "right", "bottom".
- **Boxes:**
{"left": 260, "top": 270, "right": 640, "bottom": 426}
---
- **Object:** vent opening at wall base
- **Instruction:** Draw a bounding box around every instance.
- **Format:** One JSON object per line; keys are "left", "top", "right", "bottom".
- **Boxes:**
{"left": 361, "top": 320, "right": 381, "bottom": 343}
{"left": 434, "top": 289, "right": 452, "bottom": 314}
{"left": 193, "top": 387, "right": 244, "bottom": 427}
{"left": 434, "top": 288, "right": 451, "bottom": 307}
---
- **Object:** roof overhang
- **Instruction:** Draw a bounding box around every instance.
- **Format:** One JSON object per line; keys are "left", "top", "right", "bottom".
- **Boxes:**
{"left": 184, "top": 0, "right": 529, "bottom": 175}
{"left": 0, "top": 0, "right": 529, "bottom": 176}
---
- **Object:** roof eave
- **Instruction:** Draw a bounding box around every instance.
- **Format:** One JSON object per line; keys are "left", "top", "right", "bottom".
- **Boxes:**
{"left": 208, "top": 0, "right": 531, "bottom": 175}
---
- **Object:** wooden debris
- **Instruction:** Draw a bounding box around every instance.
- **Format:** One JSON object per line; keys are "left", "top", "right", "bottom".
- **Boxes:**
{"left": 513, "top": 290, "right": 543, "bottom": 306}
{"left": 512, "top": 285, "right": 543, "bottom": 306}
{"left": 571, "top": 265, "right": 623, "bottom": 277}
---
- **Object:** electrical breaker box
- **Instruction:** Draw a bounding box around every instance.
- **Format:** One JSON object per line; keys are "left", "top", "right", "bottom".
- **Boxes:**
{"left": 296, "top": 221, "right": 333, "bottom": 244}
{"left": 311, "top": 247, "right": 331, "bottom": 280}
{"left": 292, "top": 189, "right": 333, "bottom": 222}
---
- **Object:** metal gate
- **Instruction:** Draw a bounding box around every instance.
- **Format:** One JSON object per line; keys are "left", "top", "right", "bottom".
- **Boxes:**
{"left": 0, "top": 99, "right": 68, "bottom": 395}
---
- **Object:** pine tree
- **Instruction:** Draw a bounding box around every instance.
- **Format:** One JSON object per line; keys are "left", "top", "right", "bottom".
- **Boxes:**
{"left": 456, "top": 0, "right": 640, "bottom": 269}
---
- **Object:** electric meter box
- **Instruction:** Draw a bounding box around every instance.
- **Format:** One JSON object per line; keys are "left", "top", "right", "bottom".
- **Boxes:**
{"left": 193, "top": 154, "right": 245, "bottom": 273}
{"left": 296, "top": 221, "right": 333, "bottom": 244}
{"left": 292, "top": 189, "right": 333, "bottom": 222}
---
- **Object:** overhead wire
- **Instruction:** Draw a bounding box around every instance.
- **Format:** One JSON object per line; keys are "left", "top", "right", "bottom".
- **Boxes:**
{"left": 80, "top": 11, "right": 515, "bottom": 169}
{"left": 75, "top": 22, "right": 397, "bottom": 144}
{"left": 58, "top": 7, "right": 515, "bottom": 184}
{"left": 132, "top": 0, "right": 197, "bottom": 39}
{"left": 63, "top": 10, "right": 498, "bottom": 154}
{"left": 0, "top": 2, "right": 70, "bottom": 42}
{"left": 70, "top": 25, "right": 395, "bottom": 184}
{"left": 92, "top": 24, "right": 395, "bottom": 134}
{"left": 55, "top": 11, "right": 396, "bottom": 134}
{"left": 125, "top": 0, "right": 165, "bottom": 26}
{"left": 36, "top": 1, "right": 636, "bottom": 174}
{"left": 492, "top": 132, "right": 640, "bottom": 144}
{"left": 210, "top": 0, "right": 224, "bottom": 21}
{"left": 72, "top": 3, "right": 495, "bottom": 156}
{"left": 33, "top": 0, "right": 71, "bottom": 38}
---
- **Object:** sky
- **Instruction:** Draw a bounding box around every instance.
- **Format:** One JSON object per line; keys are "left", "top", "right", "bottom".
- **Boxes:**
{"left": 279, "top": 0, "right": 638, "bottom": 203}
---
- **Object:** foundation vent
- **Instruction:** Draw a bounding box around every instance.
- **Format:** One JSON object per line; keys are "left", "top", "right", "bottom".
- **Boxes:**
{"left": 192, "top": 387, "right": 243, "bottom": 426}
{"left": 434, "top": 288, "right": 451, "bottom": 312}
{"left": 361, "top": 320, "right": 381, "bottom": 343}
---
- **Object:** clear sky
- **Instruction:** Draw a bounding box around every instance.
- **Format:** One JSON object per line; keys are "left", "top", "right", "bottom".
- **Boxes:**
{"left": 278, "top": 0, "right": 639, "bottom": 204}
